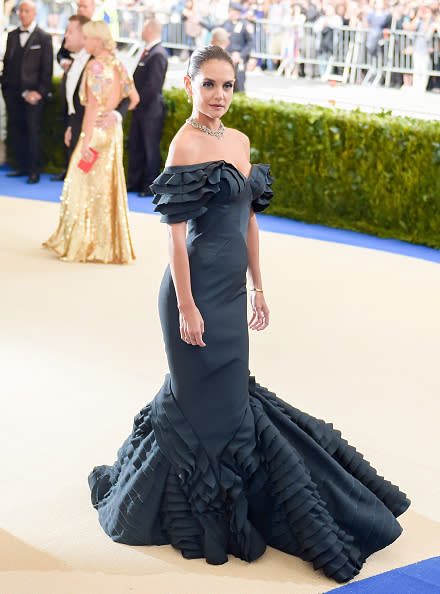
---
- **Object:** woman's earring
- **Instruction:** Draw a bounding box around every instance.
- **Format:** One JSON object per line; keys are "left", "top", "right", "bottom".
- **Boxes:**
{"left": 187, "top": 95, "right": 192, "bottom": 104}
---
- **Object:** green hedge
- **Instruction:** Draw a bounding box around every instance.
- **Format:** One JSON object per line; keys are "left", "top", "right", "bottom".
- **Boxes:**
{"left": 41, "top": 79, "right": 66, "bottom": 171}
{"left": 24, "top": 80, "right": 440, "bottom": 249}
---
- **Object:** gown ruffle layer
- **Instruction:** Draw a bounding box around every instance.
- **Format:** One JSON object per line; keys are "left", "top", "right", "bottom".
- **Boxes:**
{"left": 89, "top": 161, "right": 409, "bottom": 583}
{"left": 150, "top": 159, "right": 274, "bottom": 224}
{"left": 89, "top": 377, "right": 409, "bottom": 583}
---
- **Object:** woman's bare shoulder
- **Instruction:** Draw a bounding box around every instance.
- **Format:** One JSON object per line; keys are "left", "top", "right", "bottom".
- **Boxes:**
{"left": 227, "top": 128, "right": 250, "bottom": 149}
{"left": 227, "top": 127, "right": 249, "bottom": 143}
{"left": 165, "top": 127, "right": 201, "bottom": 167}
{"left": 225, "top": 127, "right": 251, "bottom": 159}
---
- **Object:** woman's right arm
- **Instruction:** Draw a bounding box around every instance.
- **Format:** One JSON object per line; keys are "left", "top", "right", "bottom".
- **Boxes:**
{"left": 168, "top": 222, "right": 206, "bottom": 347}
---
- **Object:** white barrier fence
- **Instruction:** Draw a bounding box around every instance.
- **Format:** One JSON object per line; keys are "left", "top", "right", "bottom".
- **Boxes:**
{"left": 154, "top": 17, "right": 440, "bottom": 89}
{"left": 250, "top": 21, "right": 440, "bottom": 88}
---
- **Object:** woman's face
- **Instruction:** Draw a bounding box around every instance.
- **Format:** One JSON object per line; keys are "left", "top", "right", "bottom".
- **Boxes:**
{"left": 186, "top": 59, "right": 235, "bottom": 121}
{"left": 83, "top": 34, "right": 103, "bottom": 56}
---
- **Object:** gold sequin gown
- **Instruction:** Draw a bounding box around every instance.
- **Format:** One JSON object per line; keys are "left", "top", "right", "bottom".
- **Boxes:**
{"left": 44, "top": 55, "right": 135, "bottom": 264}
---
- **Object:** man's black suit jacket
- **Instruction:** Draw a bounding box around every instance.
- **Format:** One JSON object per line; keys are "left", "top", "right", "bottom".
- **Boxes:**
{"left": 1, "top": 26, "right": 53, "bottom": 98}
{"left": 133, "top": 43, "right": 168, "bottom": 118}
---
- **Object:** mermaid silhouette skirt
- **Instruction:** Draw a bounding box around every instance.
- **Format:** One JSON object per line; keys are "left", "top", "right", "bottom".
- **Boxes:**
{"left": 88, "top": 161, "right": 409, "bottom": 582}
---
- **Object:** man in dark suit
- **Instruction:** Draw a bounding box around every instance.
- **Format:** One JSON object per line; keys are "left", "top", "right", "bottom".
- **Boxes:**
{"left": 1, "top": 0, "right": 53, "bottom": 183}
{"left": 127, "top": 19, "right": 168, "bottom": 196}
{"left": 61, "top": 15, "right": 92, "bottom": 165}
{"left": 52, "top": 14, "right": 129, "bottom": 181}
{"left": 51, "top": 0, "right": 96, "bottom": 180}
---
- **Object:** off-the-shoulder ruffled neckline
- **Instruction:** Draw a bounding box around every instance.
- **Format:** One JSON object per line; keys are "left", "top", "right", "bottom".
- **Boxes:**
{"left": 163, "top": 160, "right": 254, "bottom": 181}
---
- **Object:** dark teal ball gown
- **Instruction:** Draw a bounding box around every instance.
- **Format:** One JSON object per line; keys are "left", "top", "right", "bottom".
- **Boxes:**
{"left": 88, "top": 161, "right": 410, "bottom": 583}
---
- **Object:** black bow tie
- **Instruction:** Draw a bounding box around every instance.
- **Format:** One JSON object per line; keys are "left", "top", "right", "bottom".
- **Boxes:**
{"left": 20, "top": 29, "right": 29, "bottom": 33}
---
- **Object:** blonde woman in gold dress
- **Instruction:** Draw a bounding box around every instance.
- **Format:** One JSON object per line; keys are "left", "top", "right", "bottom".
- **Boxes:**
{"left": 44, "top": 21, "right": 139, "bottom": 264}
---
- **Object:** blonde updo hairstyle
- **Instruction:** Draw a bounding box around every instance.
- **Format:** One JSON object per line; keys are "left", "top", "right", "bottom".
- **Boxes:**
{"left": 82, "top": 20, "right": 116, "bottom": 51}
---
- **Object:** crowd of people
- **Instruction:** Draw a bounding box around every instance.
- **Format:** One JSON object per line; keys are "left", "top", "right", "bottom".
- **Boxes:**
{"left": 164, "top": 0, "right": 440, "bottom": 90}
{"left": 4, "top": 0, "right": 440, "bottom": 91}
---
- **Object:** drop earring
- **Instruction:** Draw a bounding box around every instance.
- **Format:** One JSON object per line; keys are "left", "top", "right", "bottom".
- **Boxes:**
{"left": 187, "top": 95, "right": 192, "bottom": 104}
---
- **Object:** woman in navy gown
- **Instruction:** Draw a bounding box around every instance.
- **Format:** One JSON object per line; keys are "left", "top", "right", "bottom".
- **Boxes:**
{"left": 88, "top": 45, "right": 410, "bottom": 583}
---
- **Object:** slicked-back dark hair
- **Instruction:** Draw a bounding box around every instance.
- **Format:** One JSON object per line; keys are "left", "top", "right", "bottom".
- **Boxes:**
{"left": 187, "top": 45, "right": 234, "bottom": 78}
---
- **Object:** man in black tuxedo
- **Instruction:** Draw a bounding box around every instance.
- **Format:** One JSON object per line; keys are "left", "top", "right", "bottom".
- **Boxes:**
{"left": 127, "top": 19, "right": 168, "bottom": 196}
{"left": 1, "top": 0, "right": 53, "bottom": 183}
{"left": 51, "top": 0, "right": 96, "bottom": 181}
{"left": 61, "top": 15, "right": 92, "bottom": 165}
{"left": 53, "top": 14, "right": 129, "bottom": 180}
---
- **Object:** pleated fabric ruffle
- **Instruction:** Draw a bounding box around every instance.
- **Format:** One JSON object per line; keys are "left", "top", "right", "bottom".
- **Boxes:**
{"left": 248, "top": 163, "right": 274, "bottom": 212}
{"left": 150, "top": 160, "right": 274, "bottom": 224}
{"left": 88, "top": 376, "right": 409, "bottom": 583}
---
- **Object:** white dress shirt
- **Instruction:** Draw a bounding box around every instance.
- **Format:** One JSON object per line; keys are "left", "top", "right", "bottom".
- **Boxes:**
{"left": 19, "top": 20, "right": 36, "bottom": 47}
{"left": 65, "top": 48, "right": 91, "bottom": 116}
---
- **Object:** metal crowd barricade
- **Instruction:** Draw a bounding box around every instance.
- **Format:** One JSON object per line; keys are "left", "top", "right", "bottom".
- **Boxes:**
{"left": 216, "top": 18, "right": 440, "bottom": 88}
{"left": 116, "top": 6, "right": 197, "bottom": 52}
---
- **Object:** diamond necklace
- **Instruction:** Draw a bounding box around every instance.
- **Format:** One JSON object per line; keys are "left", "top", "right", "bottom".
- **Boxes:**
{"left": 185, "top": 117, "right": 225, "bottom": 140}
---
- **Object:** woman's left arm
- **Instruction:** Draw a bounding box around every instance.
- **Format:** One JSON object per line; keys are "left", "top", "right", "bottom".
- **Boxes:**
{"left": 247, "top": 209, "right": 269, "bottom": 330}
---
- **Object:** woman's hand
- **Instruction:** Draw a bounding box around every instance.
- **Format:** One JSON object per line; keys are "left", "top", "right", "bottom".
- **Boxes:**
{"left": 64, "top": 126, "right": 72, "bottom": 147}
{"left": 179, "top": 304, "right": 206, "bottom": 347}
{"left": 248, "top": 291, "right": 269, "bottom": 331}
{"left": 81, "top": 142, "right": 94, "bottom": 162}
{"left": 128, "top": 88, "right": 140, "bottom": 110}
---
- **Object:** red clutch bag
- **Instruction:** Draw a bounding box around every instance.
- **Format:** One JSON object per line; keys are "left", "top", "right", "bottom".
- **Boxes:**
{"left": 78, "top": 148, "right": 99, "bottom": 173}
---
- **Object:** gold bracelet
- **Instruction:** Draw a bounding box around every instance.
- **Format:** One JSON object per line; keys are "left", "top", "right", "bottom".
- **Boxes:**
{"left": 249, "top": 287, "right": 264, "bottom": 293}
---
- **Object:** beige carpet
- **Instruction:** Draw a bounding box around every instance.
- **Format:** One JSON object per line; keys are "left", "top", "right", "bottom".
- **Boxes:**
{"left": 1, "top": 196, "right": 439, "bottom": 594}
